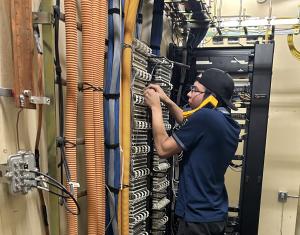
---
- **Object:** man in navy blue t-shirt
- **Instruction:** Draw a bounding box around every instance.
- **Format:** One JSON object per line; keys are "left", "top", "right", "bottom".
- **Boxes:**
{"left": 144, "top": 68, "right": 240, "bottom": 235}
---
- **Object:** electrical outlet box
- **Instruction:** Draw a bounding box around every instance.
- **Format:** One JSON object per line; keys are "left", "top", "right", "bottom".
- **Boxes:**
{"left": 0, "top": 151, "right": 37, "bottom": 194}
{"left": 278, "top": 191, "right": 288, "bottom": 203}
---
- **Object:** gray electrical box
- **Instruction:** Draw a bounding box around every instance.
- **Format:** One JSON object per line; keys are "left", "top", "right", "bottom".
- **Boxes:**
{"left": 0, "top": 151, "right": 37, "bottom": 194}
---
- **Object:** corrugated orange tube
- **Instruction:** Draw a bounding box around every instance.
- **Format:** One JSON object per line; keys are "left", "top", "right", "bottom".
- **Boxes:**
{"left": 81, "top": 0, "right": 98, "bottom": 234}
{"left": 121, "top": 0, "right": 140, "bottom": 234}
{"left": 91, "top": 0, "right": 107, "bottom": 234}
{"left": 64, "top": 0, "right": 79, "bottom": 234}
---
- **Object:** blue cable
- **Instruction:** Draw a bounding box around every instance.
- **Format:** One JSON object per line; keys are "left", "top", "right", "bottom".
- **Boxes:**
{"left": 105, "top": 0, "right": 115, "bottom": 233}
{"left": 105, "top": 0, "right": 124, "bottom": 233}
{"left": 150, "top": 0, "right": 164, "bottom": 55}
{"left": 136, "top": 0, "right": 144, "bottom": 39}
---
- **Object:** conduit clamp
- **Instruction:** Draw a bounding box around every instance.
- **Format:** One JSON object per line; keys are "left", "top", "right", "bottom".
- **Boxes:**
{"left": 20, "top": 90, "right": 50, "bottom": 107}
{"left": 68, "top": 181, "right": 80, "bottom": 195}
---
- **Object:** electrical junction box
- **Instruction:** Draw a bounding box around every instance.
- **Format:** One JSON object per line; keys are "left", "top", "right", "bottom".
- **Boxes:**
{"left": 0, "top": 151, "right": 37, "bottom": 194}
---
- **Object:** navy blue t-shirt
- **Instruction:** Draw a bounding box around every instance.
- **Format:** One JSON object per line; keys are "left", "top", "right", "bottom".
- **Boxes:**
{"left": 172, "top": 108, "right": 240, "bottom": 223}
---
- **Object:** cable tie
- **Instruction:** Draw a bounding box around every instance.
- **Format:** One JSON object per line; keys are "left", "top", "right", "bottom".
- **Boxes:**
{"left": 108, "top": 8, "right": 124, "bottom": 17}
{"left": 64, "top": 139, "right": 77, "bottom": 148}
{"left": 122, "top": 43, "right": 132, "bottom": 49}
{"left": 137, "top": 13, "right": 143, "bottom": 24}
{"left": 78, "top": 82, "right": 103, "bottom": 92}
{"left": 105, "top": 143, "right": 120, "bottom": 149}
{"left": 107, "top": 185, "right": 120, "bottom": 194}
{"left": 103, "top": 93, "right": 120, "bottom": 99}
{"left": 56, "top": 136, "right": 76, "bottom": 148}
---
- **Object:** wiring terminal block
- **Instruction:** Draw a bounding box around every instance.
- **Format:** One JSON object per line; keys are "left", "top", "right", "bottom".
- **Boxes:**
{"left": 0, "top": 151, "right": 37, "bottom": 194}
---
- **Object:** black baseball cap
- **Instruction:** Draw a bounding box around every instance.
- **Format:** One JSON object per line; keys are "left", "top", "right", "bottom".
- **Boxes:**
{"left": 196, "top": 68, "right": 237, "bottom": 111}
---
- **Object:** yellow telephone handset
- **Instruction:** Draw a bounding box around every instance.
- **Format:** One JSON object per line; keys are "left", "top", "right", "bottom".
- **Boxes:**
{"left": 182, "top": 95, "right": 218, "bottom": 119}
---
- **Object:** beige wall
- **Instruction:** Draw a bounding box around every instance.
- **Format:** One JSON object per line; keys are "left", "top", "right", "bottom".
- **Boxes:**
{"left": 0, "top": 0, "right": 46, "bottom": 235}
{"left": 260, "top": 34, "right": 300, "bottom": 235}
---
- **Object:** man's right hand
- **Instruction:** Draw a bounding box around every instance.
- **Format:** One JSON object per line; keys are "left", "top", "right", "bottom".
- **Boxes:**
{"left": 147, "top": 84, "right": 170, "bottom": 104}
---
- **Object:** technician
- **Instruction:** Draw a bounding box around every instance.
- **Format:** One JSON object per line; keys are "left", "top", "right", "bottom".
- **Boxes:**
{"left": 144, "top": 68, "right": 240, "bottom": 235}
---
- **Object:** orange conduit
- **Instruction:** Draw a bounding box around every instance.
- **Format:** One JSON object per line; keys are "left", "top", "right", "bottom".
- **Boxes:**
{"left": 64, "top": 0, "right": 79, "bottom": 234}
{"left": 121, "top": 0, "right": 140, "bottom": 234}
{"left": 91, "top": 0, "right": 107, "bottom": 234}
{"left": 81, "top": 0, "right": 98, "bottom": 234}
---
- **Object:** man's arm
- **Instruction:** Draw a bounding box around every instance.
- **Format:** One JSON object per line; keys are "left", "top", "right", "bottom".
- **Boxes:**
{"left": 151, "top": 105, "right": 182, "bottom": 158}
{"left": 144, "top": 89, "right": 182, "bottom": 158}
{"left": 147, "top": 84, "right": 184, "bottom": 124}
{"left": 164, "top": 98, "right": 184, "bottom": 124}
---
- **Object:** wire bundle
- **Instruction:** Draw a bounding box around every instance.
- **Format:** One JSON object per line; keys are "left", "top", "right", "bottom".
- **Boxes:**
{"left": 105, "top": 0, "right": 124, "bottom": 234}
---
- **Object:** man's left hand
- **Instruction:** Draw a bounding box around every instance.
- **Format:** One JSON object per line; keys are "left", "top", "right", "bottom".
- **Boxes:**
{"left": 144, "top": 88, "right": 161, "bottom": 108}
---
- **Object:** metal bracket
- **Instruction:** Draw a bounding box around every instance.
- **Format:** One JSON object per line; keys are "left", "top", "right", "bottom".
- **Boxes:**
{"left": 0, "top": 87, "right": 13, "bottom": 97}
{"left": 32, "top": 12, "right": 53, "bottom": 25}
{"left": 278, "top": 190, "right": 300, "bottom": 203}
{"left": 20, "top": 90, "right": 50, "bottom": 106}
{"left": 30, "top": 96, "right": 51, "bottom": 105}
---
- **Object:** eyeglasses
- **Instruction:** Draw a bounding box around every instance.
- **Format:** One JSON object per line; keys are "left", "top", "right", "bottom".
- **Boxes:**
{"left": 190, "top": 85, "right": 206, "bottom": 94}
